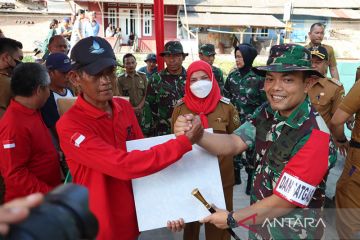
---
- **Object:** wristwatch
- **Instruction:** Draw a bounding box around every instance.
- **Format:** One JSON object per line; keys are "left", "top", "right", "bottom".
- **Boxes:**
{"left": 227, "top": 211, "right": 238, "bottom": 228}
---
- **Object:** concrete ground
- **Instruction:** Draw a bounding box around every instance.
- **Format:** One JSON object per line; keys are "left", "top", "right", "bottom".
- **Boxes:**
{"left": 138, "top": 168, "right": 250, "bottom": 240}
{"left": 139, "top": 153, "right": 345, "bottom": 240}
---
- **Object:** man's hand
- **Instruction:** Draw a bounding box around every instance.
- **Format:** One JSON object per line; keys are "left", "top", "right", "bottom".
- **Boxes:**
{"left": 346, "top": 116, "right": 355, "bottom": 130}
{"left": 166, "top": 218, "right": 185, "bottom": 232}
{"left": 184, "top": 116, "right": 203, "bottom": 144}
{"left": 174, "top": 114, "right": 195, "bottom": 136}
{"left": 335, "top": 140, "right": 349, "bottom": 157}
{"left": 0, "top": 193, "right": 44, "bottom": 235}
{"left": 199, "top": 206, "right": 229, "bottom": 229}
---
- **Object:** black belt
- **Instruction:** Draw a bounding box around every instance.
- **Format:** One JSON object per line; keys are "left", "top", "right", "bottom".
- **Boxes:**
{"left": 350, "top": 139, "right": 360, "bottom": 149}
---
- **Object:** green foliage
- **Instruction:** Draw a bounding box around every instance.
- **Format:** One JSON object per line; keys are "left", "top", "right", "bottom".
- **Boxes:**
{"left": 22, "top": 55, "right": 35, "bottom": 63}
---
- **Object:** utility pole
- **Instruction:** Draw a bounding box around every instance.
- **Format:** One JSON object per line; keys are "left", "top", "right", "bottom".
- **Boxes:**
{"left": 283, "top": 0, "right": 293, "bottom": 43}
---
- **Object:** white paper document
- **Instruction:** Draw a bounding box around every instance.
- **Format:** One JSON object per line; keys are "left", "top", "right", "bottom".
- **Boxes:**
{"left": 127, "top": 130, "right": 226, "bottom": 231}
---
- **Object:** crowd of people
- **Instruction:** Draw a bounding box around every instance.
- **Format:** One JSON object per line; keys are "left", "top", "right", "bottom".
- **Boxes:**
{"left": 37, "top": 9, "right": 100, "bottom": 61}
{"left": 0, "top": 21, "right": 359, "bottom": 240}
{"left": 37, "top": 10, "right": 136, "bottom": 58}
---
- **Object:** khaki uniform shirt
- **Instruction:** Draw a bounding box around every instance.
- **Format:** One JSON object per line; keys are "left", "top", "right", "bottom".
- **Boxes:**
{"left": 308, "top": 77, "right": 344, "bottom": 126}
{"left": 0, "top": 73, "right": 12, "bottom": 118}
{"left": 171, "top": 98, "right": 240, "bottom": 188}
{"left": 339, "top": 80, "right": 360, "bottom": 144}
{"left": 116, "top": 72, "right": 147, "bottom": 108}
{"left": 305, "top": 42, "right": 337, "bottom": 67}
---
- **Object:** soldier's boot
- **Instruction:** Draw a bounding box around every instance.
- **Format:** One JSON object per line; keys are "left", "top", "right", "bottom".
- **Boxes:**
{"left": 234, "top": 167, "right": 241, "bottom": 185}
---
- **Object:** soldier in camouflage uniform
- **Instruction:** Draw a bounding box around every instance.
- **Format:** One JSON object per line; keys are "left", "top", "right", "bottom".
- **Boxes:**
{"left": 224, "top": 43, "right": 267, "bottom": 190}
{"left": 174, "top": 44, "right": 337, "bottom": 239}
{"left": 171, "top": 60, "right": 240, "bottom": 240}
{"left": 199, "top": 43, "right": 225, "bottom": 94}
{"left": 141, "top": 41, "right": 187, "bottom": 136}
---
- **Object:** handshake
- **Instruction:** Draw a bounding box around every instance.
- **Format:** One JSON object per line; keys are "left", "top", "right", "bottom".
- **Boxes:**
{"left": 174, "top": 114, "right": 204, "bottom": 144}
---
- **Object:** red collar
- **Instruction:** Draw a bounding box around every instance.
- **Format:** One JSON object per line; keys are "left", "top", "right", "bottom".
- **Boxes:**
{"left": 76, "top": 94, "right": 123, "bottom": 119}
{"left": 10, "top": 99, "right": 37, "bottom": 115}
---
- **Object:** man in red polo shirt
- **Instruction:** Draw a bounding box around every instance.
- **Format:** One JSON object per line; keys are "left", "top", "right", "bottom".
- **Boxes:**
{"left": 56, "top": 36, "right": 202, "bottom": 240}
{"left": 0, "top": 63, "right": 62, "bottom": 202}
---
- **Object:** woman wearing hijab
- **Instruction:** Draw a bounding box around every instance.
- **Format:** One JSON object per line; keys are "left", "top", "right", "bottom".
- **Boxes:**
{"left": 224, "top": 44, "right": 267, "bottom": 193}
{"left": 171, "top": 60, "right": 240, "bottom": 240}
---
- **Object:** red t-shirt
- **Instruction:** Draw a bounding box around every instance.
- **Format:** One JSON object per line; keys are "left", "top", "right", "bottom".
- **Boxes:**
{"left": 56, "top": 95, "right": 192, "bottom": 240}
{"left": 0, "top": 100, "right": 61, "bottom": 202}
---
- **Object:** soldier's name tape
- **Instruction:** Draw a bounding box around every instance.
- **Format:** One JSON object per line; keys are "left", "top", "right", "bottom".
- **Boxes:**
{"left": 274, "top": 172, "right": 316, "bottom": 208}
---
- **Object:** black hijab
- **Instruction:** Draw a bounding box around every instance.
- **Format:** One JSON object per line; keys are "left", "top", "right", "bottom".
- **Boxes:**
{"left": 234, "top": 43, "right": 258, "bottom": 76}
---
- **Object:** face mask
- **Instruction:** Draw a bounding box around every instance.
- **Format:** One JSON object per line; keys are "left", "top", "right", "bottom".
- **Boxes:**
{"left": 190, "top": 79, "right": 212, "bottom": 98}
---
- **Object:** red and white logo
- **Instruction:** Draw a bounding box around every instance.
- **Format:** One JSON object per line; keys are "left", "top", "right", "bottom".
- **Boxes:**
{"left": 3, "top": 140, "right": 15, "bottom": 149}
{"left": 71, "top": 133, "right": 86, "bottom": 148}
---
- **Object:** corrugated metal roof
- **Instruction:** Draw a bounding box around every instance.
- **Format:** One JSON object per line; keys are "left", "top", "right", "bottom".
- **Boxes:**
{"left": 47, "top": 0, "right": 72, "bottom": 14}
{"left": 184, "top": 0, "right": 360, "bottom": 8}
{"left": 76, "top": 0, "right": 360, "bottom": 7}
{"left": 0, "top": 0, "right": 15, "bottom": 3}
{"left": 295, "top": 9, "right": 360, "bottom": 19}
{"left": 185, "top": 6, "right": 360, "bottom": 19}
{"left": 75, "top": 0, "right": 180, "bottom": 4}
{"left": 180, "top": 13, "right": 285, "bottom": 28}
{"left": 0, "top": 0, "right": 70, "bottom": 14}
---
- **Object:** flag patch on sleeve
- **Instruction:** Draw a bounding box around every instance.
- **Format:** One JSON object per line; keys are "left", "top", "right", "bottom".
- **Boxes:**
{"left": 3, "top": 140, "right": 15, "bottom": 149}
{"left": 71, "top": 132, "right": 86, "bottom": 147}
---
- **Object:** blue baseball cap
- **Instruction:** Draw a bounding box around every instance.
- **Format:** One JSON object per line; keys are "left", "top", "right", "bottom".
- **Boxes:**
{"left": 46, "top": 53, "right": 72, "bottom": 73}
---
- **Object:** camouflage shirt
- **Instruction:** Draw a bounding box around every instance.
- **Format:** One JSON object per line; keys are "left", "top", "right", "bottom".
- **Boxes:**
{"left": 234, "top": 97, "right": 337, "bottom": 239}
{"left": 212, "top": 65, "right": 225, "bottom": 95}
{"left": 224, "top": 69, "right": 266, "bottom": 124}
{"left": 141, "top": 67, "right": 186, "bottom": 136}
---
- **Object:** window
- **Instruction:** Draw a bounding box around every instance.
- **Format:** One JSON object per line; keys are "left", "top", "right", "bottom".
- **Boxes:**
{"left": 143, "top": 9, "right": 152, "bottom": 36}
{"left": 108, "top": 8, "right": 117, "bottom": 27}
{"left": 260, "top": 28, "right": 269, "bottom": 37}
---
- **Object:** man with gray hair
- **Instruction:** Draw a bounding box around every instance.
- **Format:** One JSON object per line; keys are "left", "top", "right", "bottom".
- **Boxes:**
{"left": 0, "top": 63, "right": 61, "bottom": 203}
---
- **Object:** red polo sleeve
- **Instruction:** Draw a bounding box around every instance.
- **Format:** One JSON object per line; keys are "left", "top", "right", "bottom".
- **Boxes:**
{"left": 57, "top": 122, "right": 193, "bottom": 180}
{"left": 0, "top": 127, "right": 53, "bottom": 198}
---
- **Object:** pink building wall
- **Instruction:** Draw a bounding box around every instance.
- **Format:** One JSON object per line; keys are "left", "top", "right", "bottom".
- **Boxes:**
{"left": 74, "top": 1, "right": 179, "bottom": 52}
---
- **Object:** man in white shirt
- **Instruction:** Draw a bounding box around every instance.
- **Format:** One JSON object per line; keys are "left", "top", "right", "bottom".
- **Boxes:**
{"left": 41, "top": 53, "right": 74, "bottom": 175}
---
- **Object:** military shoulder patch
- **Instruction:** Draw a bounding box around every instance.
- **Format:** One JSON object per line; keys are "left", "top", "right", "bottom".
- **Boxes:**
{"left": 220, "top": 97, "right": 230, "bottom": 104}
{"left": 233, "top": 114, "right": 240, "bottom": 126}
{"left": 328, "top": 78, "right": 342, "bottom": 86}
{"left": 137, "top": 71, "right": 147, "bottom": 81}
